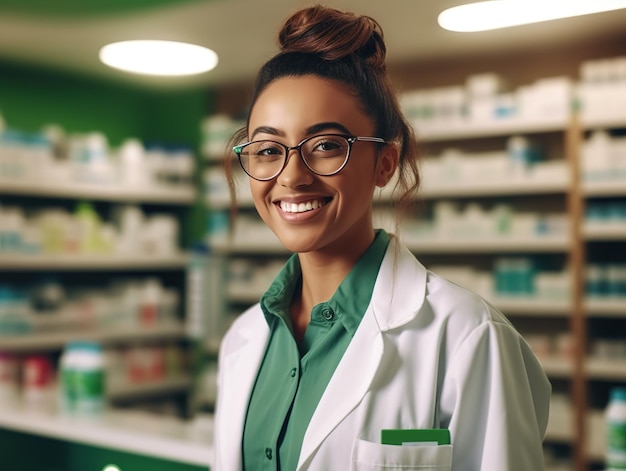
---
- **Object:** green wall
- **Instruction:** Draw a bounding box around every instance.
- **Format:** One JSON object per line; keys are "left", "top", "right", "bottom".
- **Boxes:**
{"left": 0, "top": 60, "right": 208, "bottom": 149}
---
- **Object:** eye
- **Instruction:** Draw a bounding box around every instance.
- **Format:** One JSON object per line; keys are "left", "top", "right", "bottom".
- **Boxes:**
{"left": 245, "top": 141, "right": 285, "bottom": 162}
{"left": 307, "top": 135, "right": 347, "bottom": 157}
{"left": 253, "top": 142, "right": 283, "bottom": 156}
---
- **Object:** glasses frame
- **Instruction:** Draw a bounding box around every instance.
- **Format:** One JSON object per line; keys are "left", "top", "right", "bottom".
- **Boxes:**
{"left": 232, "top": 134, "right": 387, "bottom": 181}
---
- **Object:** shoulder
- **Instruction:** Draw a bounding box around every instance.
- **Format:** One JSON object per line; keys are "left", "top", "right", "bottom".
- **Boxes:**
{"left": 421, "top": 269, "right": 516, "bottom": 351}
{"left": 425, "top": 270, "right": 507, "bottom": 325}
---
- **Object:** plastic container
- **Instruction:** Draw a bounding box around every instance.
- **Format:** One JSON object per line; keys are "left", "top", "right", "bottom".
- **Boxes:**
{"left": 22, "top": 354, "right": 55, "bottom": 412}
{"left": 606, "top": 387, "right": 626, "bottom": 470}
{"left": 59, "top": 341, "right": 106, "bottom": 416}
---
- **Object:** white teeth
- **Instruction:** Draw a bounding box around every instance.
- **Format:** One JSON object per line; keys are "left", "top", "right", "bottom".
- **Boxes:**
{"left": 280, "top": 199, "right": 326, "bottom": 213}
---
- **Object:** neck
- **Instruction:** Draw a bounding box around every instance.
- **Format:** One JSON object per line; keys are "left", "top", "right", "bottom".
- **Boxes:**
{"left": 289, "top": 229, "right": 375, "bottom": 339}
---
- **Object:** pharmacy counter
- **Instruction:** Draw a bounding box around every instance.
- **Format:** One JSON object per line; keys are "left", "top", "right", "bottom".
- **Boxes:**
{"left": 0, "top": 408, "right": 213, "bottom": 471}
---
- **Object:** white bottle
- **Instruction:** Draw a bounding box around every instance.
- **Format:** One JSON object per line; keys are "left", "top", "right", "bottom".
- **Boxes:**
{"left": 606, "top": 387, "right": 626, "bottom": 470}
{"left": 59, "top": 341, "right": 106, "bottom": 416}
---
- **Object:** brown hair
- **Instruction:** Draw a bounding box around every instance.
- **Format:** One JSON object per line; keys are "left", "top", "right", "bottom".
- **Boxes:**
{"left": 226, "top": 4, "right": 420, "bottom": 229}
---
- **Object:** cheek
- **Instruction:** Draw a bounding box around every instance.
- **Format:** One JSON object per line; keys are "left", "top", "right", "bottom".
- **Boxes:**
{"left": 249, "top": 181, "right": 272, "bottom": 213}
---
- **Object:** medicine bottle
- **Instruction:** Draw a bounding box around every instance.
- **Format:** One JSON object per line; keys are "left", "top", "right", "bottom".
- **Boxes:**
{"left": 59, "top": 341, "right": 106, "bottom": 416}
{"left": 606, "top": 387, "right": 626, "bottom": 470}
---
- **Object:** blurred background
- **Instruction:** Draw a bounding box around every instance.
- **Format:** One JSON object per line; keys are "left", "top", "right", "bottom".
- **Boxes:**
{"left": 0, "top": 1, "right": 625, "bottom": 470}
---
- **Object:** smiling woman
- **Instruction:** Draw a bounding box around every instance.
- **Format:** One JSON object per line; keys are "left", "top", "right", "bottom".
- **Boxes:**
{"left": 214, "top": 4, "right": 552, "bottom": 471}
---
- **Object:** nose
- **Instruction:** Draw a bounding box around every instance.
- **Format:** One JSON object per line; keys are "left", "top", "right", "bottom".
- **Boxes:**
{"left": 276, "top": 147, "right": 314, "bottom": 188}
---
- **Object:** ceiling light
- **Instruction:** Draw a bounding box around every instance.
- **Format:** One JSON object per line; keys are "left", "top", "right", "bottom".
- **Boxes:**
{"left": 99, "top": 40, "right": 218, "bottom": 76}
{"left": 438, "top": 0, "right": 626, "bottom": 32}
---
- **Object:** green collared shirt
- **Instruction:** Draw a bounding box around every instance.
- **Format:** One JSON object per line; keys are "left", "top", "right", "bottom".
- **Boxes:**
{"left": 241, "top": 230, "right": 390, "bottom": 470}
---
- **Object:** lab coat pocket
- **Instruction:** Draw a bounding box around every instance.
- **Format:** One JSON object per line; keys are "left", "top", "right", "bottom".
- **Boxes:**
{"left": 351, "top": 438, "right": 452, "bottom": 471}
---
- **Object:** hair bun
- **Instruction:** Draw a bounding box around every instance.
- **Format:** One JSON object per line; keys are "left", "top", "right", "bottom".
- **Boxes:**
{"left": 278, "top": 5, "right": 386, "bottom": 70}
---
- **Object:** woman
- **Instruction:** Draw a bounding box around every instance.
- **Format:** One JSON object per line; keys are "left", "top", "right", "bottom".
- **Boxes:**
{"left": 214, "top": 5, "right": 551, "bottom": 470}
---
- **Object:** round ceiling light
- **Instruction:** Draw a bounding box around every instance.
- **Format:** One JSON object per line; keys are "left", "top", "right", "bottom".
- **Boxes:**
{"left": 438, "top": 0, "right": 626, "bottom": 32}
{"left": 99, "top": 40, "right": 218, "bottom": 76}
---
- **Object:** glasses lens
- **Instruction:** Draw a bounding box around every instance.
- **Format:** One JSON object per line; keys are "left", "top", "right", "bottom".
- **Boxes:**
{"left": 301, "top": 135, "right": 350, "bottom": 175}
{"left": 238, "top": 141, "right": 286, "bottom": 180}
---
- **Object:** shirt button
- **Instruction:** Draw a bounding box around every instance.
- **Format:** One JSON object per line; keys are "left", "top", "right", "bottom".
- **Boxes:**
{"left": 265, "top": 447, "right": 273, "bottom": 460}
{"left": 322, "top": 308, "right": 334, "bottom": 321}
{"left": 290, "top": 367, "right": 297, "bottom": 378}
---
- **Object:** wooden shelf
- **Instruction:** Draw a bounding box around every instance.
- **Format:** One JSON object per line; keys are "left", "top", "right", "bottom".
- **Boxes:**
{"left": 544, "top": 427, "right": 575, "bottom": 443}
{"left": 580, "top": 114, "right": 626, "bottom": 131}
{"left": 0, "top": 179, "right": 195, "bottom": 204}
{"left": 541, "top": 357, "right": 575, "bottom": 378}
{"left": 417, "top": 116, "right": 568, "bottom": 142}
{"left": 0, "top": 253, "right": 189, "bottom": 271}
{"left": 586, "top": 358, "right": 626, "bottom": 381}
{"left": 404, "top": 236, "right": 570, "bottom": 253}
{"left": 583, "top": 180, "right": 626, "bottom": 198}
{"left": 585, "top": 298, "right": 626, "bottom": 317}
{"left": 582, "top": 223, "right": 626, "bottom": 241}
{"left": 212, "top": 241, "right": 287, "bottom": 255}
{"left": 0, "top": 323, "right": 186, "bottom": 352}
{"left": 107, "top": 375, "right": 192, "bottom": 401}
{"left": 493, "top": 298, "right": 572, "bottom": 316}
{"left": 417, "top": 178, "right": 570, "bottom": 199}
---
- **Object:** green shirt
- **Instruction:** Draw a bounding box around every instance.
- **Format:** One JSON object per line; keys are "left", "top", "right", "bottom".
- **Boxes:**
{"left": 241, "top": 230, "right": 390, "bottom": 470}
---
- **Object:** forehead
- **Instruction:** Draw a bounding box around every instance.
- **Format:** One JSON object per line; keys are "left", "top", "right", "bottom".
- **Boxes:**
{"left": 249, "top": 75, "right": 374, "bottom": 135}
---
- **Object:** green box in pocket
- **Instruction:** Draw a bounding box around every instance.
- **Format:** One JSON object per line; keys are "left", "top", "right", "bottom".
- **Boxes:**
{"left": 381, "top": 428, "right": 451, "bottom": 446}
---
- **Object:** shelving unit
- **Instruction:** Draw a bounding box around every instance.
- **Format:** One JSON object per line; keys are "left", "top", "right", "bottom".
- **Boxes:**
{"left": 0, "top": 322, "right": 186, "bottom": 352}
{"left": 579, "top": 112, "right": 626, "bottom": 471}
{"left": 0, "top": 253, "right": 189, "bottom": 270}
{"left": 0, "top": 179, "right": 195, "bottom": 204}
{"left": 0, "top": 179, "right": 197, "bottom": 412}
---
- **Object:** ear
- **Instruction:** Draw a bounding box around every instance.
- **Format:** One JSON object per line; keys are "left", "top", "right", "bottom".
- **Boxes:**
{"left": 374, "top": 143, "right": 399, "bottom": 188}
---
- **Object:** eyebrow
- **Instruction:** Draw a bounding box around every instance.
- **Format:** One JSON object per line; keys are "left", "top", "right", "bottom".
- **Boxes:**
{"left": 250, "top": 122, "right": 353, "bottom": 140}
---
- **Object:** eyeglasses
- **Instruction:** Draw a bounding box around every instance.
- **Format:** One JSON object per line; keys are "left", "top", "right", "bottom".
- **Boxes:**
{"left": 233, "top": 134, "right": 387, "bottom": 181}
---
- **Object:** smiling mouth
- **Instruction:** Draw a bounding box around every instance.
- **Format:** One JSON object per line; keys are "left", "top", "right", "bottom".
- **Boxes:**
{"left": 279, "top": 198, "right": 330, "bottom": 214}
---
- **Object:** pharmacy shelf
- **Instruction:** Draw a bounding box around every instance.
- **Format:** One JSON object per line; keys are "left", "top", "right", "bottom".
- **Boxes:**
{"left": 0, "top": 253, "right": 189, "bottom": 271}
{"left": 213, "top": 241, "right": 288, "bottom": 255}
{"left": 544, "top": 426, "right": 575, "bottom": 443}
{"left": 404, "top": 236, "right": 570, "bottom": 253}
{"left": 585, "top": 299, "right": 626, "bottom": 318}
{"left": 493, "top": 298, "right": 572, "bottom": 316}
{"left": 228, "top": 286, "right": 264, "bottom": 305}
{"left": 417, "top": 116, "right": 568, "bottom": 142}
{"left": 582, "top": 223, "right": 626, "bottom": 241}
{"left": 227, "top": 291, "right": 573, "bottom": 316}
{"left": 583, "top": 180, "right": 626, "bottom": 198}
{"left": 208, "top": 194, "right": 255, "bottom": 210}
{"left": 541, "top": 357, "right": 575, "bottom": 378}
{"left": 0, "top": 408, "right": 212, "bottom": 467}
{"left": 0, "top": 179, "right": 195, "bottom": 204}
{"left": 416, "top": 177, "right": 570, "bottom": 199}
{"left": 586, "top": 358, "right": 626, "bottom": 381}
{"left": 107, "top": 374, "right": 192, "bottom": 401}
{"left": 0, "top": 322, "right": 187, "bottom": 352}
{"left": 580, "top": 113, "right": 626, "bottom": 130}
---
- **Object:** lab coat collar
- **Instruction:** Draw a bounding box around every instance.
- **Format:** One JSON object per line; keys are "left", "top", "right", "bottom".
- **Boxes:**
{"left": 297, "top": 236, "right": 428, "bottom": 469}
{"left": 371, "top": 234, "right": 428, "bottom": 331}
{"left": 218, "top": 310, "right": 270, "bottom": 471}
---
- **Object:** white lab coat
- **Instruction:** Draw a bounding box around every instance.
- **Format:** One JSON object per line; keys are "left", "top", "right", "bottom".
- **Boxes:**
{"left": 214, "top": 236, "right": 551, "bottom": 470}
